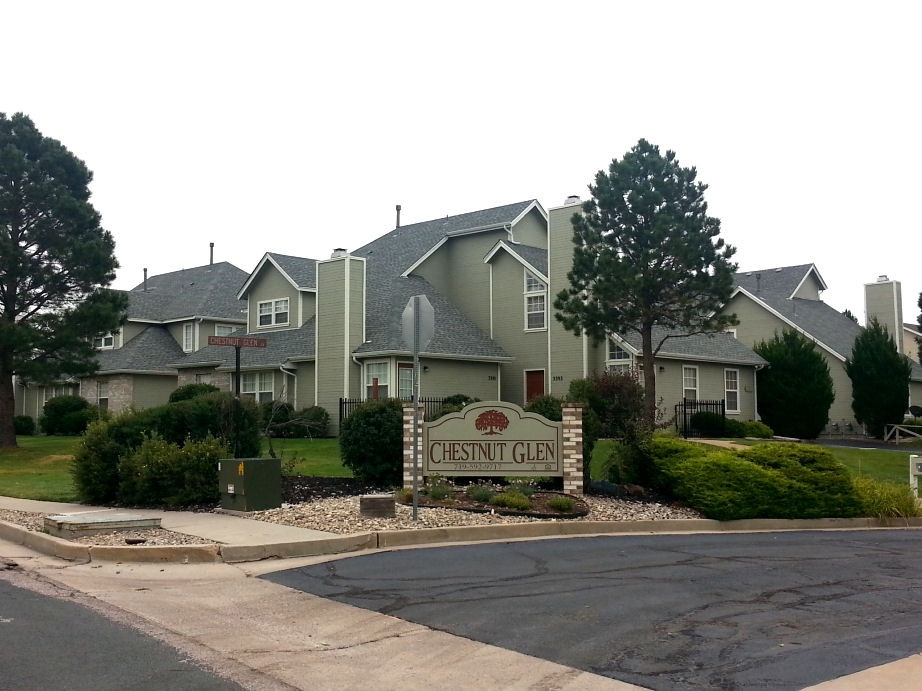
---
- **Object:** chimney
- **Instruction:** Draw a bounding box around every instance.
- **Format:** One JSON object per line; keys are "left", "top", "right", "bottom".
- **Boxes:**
{"left": 210, "top": 242, "right": 214, "bottom": 265}
{"left": 865, "top": 276, "right": 903, "bottom": 353}
{"left": 755, "top": 273, "right": 761, "bottom": 294}
{"left": 143, "top": 268, "right": 148, "bottom": 292}
{"left": 331, "top": 248, "right": 348, "bottom": 258}
{"left": 565, "top": 195, "right": 581, "bottom": 205}
{"left": 396, "top": 204, "right": 402, "bottom": 228}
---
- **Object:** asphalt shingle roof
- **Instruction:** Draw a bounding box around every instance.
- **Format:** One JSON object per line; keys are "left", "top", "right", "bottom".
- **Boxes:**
{"left": 95, "top": 326, "right": 185, "bottom": 374}
{"left": 128, "top": 262, "right": 248, "bottom": 322}
{"left": 172, "top": 319, "right": 317, "bottom": 370}
{"left": 618, "top": 327, "right": 768, "bottom": 366}
{"left": 266, "top": 253, "right": 317, "bottom": 289}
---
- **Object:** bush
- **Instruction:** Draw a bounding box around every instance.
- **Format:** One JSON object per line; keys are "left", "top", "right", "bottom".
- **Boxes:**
{"left": 723, "top": 418, "right": 747, "bottom": 438}
{"left": 431, "top": 394, "right": 478, "bottom": 421}
{"left": 265, "top": 404, "right": 330, "bottom": 438}
{"left": 465, "top": 484, "right": 496, "bottom": 502}
{"left": 690, "top": 411, "right": 725, "bottom": 437}
{"left": 168, "top": 383, "right": 219, "bottom": 403}
{"left": 72, "top": 420, "right": 127, "bottom": 504}
{"left": 524, "top": 395, "right": 563, "bottom": 421}
{"left": 490, "top": 491, "right": 532, "bottom": 510}
{"left": 743, "top": 420, "right": 773, "bottom": 438}
{"left": 603, "top": 440, "right": 649, "bottom": 485}
{"left": 14, "top": 415, "right": 36, "bottom": 436}
{"left": 119, "top": 435, "right": 226, "bottom": 507}
{"left": 40, "top": 395, "right": 93, "bottom": 435}
{"left": 340, "top": 399, "right": 403, "bottom": 485}
{"left": 548, "top": 496, "right": 575, "bottom": 512}
{"left": 852, "top": 476, "right": 920, "bottom": 519}
{"left": 150, "top": 392, "right": 260, "bottom": 457}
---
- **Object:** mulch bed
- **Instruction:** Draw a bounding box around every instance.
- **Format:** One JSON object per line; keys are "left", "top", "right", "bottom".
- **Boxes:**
{"left": 397, "top": 489, "right": 590, "bottom": 519}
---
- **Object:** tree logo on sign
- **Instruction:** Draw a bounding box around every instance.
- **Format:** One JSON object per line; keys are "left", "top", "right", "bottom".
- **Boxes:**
{"left": 475, "top": 410, "right": 509, "bottom": 435}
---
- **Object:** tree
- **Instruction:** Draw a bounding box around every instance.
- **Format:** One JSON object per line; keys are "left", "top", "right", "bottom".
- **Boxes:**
{"left": 554, "top": 139, "right": 738, "bottom": 426}
{"left": 754, "top": 330, "right": 834, "bottom": 439}
{"left": 845, "top": 318, "right": 912, "bottom": 438}
{"left": 0, "top": 113, "right": 127, "bottom": 447}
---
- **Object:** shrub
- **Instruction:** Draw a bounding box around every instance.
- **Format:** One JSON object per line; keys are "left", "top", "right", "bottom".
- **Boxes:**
{"left": 505, "top": 478, "right": 537, "bottom": 497}
{"left": 40, "top": 395, "right": 92, "bottom": 435}
{"left": 690, "top": 411, "right": 725, "bottom": 437}
{"left": 465, "top": 484, "right": 496, "bottom": 502}
{"left": 548, "top": 496, "right": 575, "bottom": 512}
{"left": 603, "top": 440, "right": 649, "bottom": 485}
{"left": 524, "top": 395, "right": 563, "bottom": 421}
{"left": 168, "top": 383, "right": 219, "bottom": 403}
{"left": 268, "top": 405, "right": 330, "bottom": 438}
{"left": 743, "top": 420, "right": 773, "bottom": 438}
{"left": 297, "top": 406, "right": 330, "bottom": 437}
{"left": 14, "top": 415, "right": 35, "bottom": 436}
{"left": 423, "top": 476, "right": 453, "bottom": 500}
{"left": 72, "top": 420, "right": 127, "bottom": 504}
{"left": 119, "top": 435, "right": 226, "bottom": 507}
{"left": 852, "top": 476, "right": 920, "bottom": 519}
{"left": 431, "top": 395, "right": 478, "bottom": 421}
{"left": 490, "top": 491, "right": 532, "bottom": 510}
{"left": 151, "top": 392, "right": 260, "bottom": 457}
{"left": 340, "top": 399, "right": 403, "bottom": 485}
{"left": 723, "top": 418, "right": 747, "bottom": 438}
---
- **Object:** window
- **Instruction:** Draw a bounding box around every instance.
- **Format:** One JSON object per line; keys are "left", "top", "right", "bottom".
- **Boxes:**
{"left": 606, "top": 341, "right": 633, "bottom": 373}
{"left": 195, "top": 373, "right": 213, "bottom": 385}
{"left": 398, "top": 363, "right": 414, "bottom": 400}
{"left": 524, "top": 271, "right": 546, "bottom": 330}
{"left": 725, "top": 369, "right": 740, "bottom": 413}
{"left": 365, "top": 362, "right": 389, "bottom": 399}
{"left": 682, "top": 366, "right": 698, "bottom": 401}
{"left": 241, "top": 372, "right": 274, "bottom": 403}
{"left": 183, "top": 323, "right": 194, "bottom": 352}
{"left": 215, "top": 324, "right": 236, "bottom": 337}
{"left": 93, "top": 332, "right": 115, "bottom": 349}
{"left": 257, "top": 298, "right": 289, "bottom": 327}
{"left": 97, "top": 380, "right": 109, "bottom": 411}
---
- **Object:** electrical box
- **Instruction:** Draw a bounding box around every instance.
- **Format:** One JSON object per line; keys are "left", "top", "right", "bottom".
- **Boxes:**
{"left": 910, "top": 455, "right": 922, "bottom": 496}
{"left": 218, "top": 458, "right": 281, "bottom": 512}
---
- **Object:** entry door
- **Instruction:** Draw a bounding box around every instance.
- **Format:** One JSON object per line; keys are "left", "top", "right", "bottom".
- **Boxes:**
{"left": 525, "top": 370, "right": 545, "bottom": 402}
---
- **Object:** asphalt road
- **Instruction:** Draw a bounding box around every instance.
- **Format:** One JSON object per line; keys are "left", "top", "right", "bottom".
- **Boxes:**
{"left": 0, "top": 569, "right": 245, "bottom": 691}
{"left": 264, "top": 529, "right": 922, "bottom": 690}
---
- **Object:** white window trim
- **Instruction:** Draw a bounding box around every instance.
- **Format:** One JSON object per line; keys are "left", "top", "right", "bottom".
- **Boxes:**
{"left": 215, "top": 324, "right": 236, "bottom": 337}
{"left": 183, "top": 323, "right": 195, "bottom": 352}
{"left": 682, "top": 365, "right": 699, "bottom": 400}
{"left": 257, "top": 298, "right": 290, "bottom": 328}
{"left": 94, "top": 332, "right": 116, "bottom": 350}
{"left": 524, "top": 270, "right": 547, "bottom": 331}
{"left": 241, "top": 371, "right": 274, "bottom": 402}
{"left": 364, "top": 360, "right": 390, "bottom": 400}
{"left": 724, "top": 368, "right": 740, "bottom": 413}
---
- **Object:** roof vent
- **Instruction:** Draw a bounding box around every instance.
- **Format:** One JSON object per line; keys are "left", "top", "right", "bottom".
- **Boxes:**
{"left": 565, "top": 195, "right": 581, "bottom": 205}
{"left": 331, "top": 248, "right": 348, "bottom": 258}
{"left": 877, "top": 274, "right": 889, "bottom": 282}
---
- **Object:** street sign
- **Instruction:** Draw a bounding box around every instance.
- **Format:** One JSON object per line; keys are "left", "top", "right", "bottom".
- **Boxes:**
{"left": 207, "top": 336, "right": 267, "bottom": 348}
{"left": 401, "top": 295, "right": 434, "bottom": 352}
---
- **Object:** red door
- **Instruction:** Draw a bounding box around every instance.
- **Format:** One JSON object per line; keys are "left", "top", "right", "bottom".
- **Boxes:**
{"left": 525, "top": 370, "right": 545, "bottom": 402}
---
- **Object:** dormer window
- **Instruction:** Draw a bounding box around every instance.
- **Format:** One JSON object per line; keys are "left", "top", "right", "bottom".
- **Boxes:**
{"left": 258, "top": 298, "right": 289, "bottom": 327}
{"left": 93, "top": 332, "right": 115, "bottom": 349}
{"left": 524, "top": 271, "right": 546, "bottom": 331}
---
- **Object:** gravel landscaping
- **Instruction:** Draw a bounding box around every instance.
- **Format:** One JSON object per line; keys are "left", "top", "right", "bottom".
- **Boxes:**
{"left": 0, "top": 477, "right": 702, "bottom": 546}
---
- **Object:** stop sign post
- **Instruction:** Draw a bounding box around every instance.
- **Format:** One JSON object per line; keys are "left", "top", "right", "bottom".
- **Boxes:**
{"left": 402, "top": 295, "right": 434, "bottom": 520}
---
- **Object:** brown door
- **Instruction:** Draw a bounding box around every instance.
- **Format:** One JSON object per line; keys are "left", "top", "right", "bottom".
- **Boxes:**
{"left": 525, "top": 370, "right": 545, "bottom": 402}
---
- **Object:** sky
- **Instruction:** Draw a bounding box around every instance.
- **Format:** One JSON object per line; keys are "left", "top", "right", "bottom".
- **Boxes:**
{"left": 6, "top": 1, "right": 921, "bottom": 323}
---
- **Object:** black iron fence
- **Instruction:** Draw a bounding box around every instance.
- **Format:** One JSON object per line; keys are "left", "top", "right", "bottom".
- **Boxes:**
{"left": 339, "top": 397, "right": 447, "bottom": 427}
{"left": 674, "top": 398, "right": 726, "bottom": 439}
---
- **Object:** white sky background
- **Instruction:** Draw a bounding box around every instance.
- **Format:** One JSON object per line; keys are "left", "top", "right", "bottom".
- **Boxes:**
{"left": 5, "top": 1, "right": 921, "bottom": 324}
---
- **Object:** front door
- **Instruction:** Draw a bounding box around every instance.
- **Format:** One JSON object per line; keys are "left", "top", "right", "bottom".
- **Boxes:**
{"left": 525, "top": 370, "right": 545, "bottom": 402}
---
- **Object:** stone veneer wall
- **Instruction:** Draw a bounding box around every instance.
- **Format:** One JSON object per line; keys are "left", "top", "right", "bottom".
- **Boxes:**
{"left": 401, "top": 402, "right": 584, "bottom": 495}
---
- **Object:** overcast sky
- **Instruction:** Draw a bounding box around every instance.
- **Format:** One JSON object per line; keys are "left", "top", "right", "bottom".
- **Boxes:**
{"left": 7, "top": 1, "right": 920, "bottom": 324}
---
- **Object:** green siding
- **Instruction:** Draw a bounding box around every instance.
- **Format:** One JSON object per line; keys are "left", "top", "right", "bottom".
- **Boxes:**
{"left": 548, "top": 202, "right": 588, "bottom": 394}
{"left": 511, "top": 207, "right": 548, "bottom": 248}
{"left": 247, "top": 265, "right": 299, "bottom": 332}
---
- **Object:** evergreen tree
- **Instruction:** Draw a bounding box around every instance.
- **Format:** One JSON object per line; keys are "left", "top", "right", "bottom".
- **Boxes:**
{"left": 554, "top": 139, "right": 738, "bottom": 426}
{"left": 754, "top": 330, "right": 834, "bottom": 439}
{"left": 0, "top": 113, "right": 127, "bottom": 447}
{"left": 845, "top": 318, "right": 912, "bottom": 438}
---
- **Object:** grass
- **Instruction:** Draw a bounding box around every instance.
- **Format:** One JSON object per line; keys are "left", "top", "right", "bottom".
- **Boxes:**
{"left": 261, "top": 437, "right": 352, "bottom": 477}
{"left": 0, "top": 436, "right": 79, "bottom": 501}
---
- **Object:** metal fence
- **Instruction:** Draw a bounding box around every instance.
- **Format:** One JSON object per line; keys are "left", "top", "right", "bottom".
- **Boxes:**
{"left": 674, "top": 399, "right": 726, "bottom": 439}
{"left": 339, "top": 396, "right": 447, "bottom": 427}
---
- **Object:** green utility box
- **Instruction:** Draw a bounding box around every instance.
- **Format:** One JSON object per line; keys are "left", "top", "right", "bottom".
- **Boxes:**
{"left": 218, "top": 458, "right": 281, "bottom": 512}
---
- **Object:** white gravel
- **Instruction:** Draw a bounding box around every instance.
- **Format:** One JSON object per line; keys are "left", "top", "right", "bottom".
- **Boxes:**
{"left": 0, "top": 495, "right": 701, "bottom": 546}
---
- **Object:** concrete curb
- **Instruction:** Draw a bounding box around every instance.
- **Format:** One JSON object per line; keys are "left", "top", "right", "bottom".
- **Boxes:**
{"left": 5, "top": 516, "right": 922, "bottom": 564}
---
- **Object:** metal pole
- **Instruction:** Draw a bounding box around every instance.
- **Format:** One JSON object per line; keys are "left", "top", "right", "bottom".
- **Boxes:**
{"left": 412, "top": 296, "right": 420, "bottom": 521}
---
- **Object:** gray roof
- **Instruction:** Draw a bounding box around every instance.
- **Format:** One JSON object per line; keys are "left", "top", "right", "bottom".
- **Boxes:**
{"left": 172, "top": 319, "right": 317, "bottom": 370}
{"left": 266, "top": 253, "right": 317, "bottom": 289}
{"left": 735, "top": 263, "right": 825, "bottom": 299}
{"left": 619, "top": 328, "right": 768, "bottom": 366}
{"left": 128, "top": 262, "right": 248, "bottom": 322}
{"left": 349, "top": 201, "right": 539, "bottom": 361}
{"left": 96, "top": 326, "right": 184, "bottom": 374}
{"left": 489, "top": 242, "right": 548, "bottom": 278}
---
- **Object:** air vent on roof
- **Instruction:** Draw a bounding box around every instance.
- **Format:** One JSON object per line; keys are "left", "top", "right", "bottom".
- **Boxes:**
{"left": 775, "top": 268, "right": 782, "bottom": 272}
{"left": 877, "top": 275, "right": 889, "bottom": 282}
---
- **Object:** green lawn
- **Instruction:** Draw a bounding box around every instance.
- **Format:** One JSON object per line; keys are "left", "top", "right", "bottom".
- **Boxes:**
{"left": 0, "top": 436, "right": 79, "bottom": 501}
{"left": 260, "top": 437, "right": 352, "bottom": 477}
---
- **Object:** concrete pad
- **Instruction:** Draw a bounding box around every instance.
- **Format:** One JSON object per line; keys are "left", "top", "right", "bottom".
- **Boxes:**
{"left": 44, "top": 511, "right": 161, "bottom": 538}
